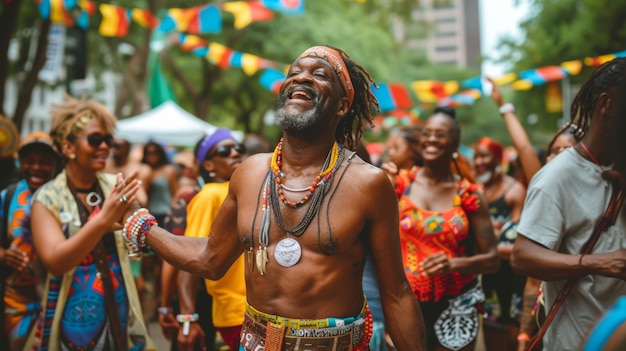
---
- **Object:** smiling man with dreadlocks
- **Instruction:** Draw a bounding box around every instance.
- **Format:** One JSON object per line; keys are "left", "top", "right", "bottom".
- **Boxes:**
{"left": 511, "top": 57, "right": 626, "bottom": 351}
{"left": 118, "top": 45, "right": 426, "bottom": 351}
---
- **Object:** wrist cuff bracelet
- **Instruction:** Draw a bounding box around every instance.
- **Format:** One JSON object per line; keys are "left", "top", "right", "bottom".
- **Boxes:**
{"left": 158, "top": 307, "right": 172, "bottom": 315}
{"left": 499, "top": 102, "right": 515, "bottom": 115}
{"left": 176, "top": 313, "right": 199, "bottom": 323}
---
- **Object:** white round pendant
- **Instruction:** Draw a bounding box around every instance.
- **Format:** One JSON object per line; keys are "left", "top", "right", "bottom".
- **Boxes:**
{"left": 274, "top": 238, "right": 302, "bottom": 267}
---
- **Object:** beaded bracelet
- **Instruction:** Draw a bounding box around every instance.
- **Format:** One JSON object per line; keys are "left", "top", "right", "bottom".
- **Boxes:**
{"left": 176, "top": 313, "right": 200, "bottom": 336}
{"left": 122, "top": 208, "right": 157, "bottom": 251}
{"left": 123, "top": 208, "right": 148, "bottom": 241}
{"left": 176, "top": 313, "right": 200, "bottom": 323}
{"left": 158, "top": 307, "right": 173, "bottom": 315}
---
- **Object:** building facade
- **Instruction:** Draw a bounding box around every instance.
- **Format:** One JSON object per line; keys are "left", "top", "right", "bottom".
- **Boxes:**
{"left": 394, "top": 0, "right": 482, "bottom": 71}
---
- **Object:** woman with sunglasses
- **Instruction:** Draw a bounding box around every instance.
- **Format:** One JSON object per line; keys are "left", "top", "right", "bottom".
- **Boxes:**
{"left": 24, "top": 97, "right": 155, "bottom": 350}
{"left": 167, "top": 128, "right": 247, "bottom": 351}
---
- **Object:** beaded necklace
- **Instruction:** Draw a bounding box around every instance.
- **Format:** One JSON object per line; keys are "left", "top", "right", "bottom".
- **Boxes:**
{"left": 251, "top": 140, "right": 345, "bottom": 274}
{"left": 271, "top": 138, "right": 341, "bottom": 208}
{"left": 269, "top": 142, "right": 344, "bottom": 236}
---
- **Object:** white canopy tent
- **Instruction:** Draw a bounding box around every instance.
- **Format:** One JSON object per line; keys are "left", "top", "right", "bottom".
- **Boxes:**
{"left": 115, "top": 101, "right": 218, "bottom": 146}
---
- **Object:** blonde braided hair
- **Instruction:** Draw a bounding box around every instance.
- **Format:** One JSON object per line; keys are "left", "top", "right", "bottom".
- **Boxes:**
{"left": 49, "top": 96, "right": 117, "bottom": 151}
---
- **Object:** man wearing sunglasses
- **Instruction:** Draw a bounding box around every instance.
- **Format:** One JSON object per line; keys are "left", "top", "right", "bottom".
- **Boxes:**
{"left": 124, "top": 46, "right": 426, "bottom": 351}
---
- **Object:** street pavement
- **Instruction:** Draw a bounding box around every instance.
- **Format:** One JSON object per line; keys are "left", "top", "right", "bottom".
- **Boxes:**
{"left": 148, "top": 320, "right": 171, "bottom": 350}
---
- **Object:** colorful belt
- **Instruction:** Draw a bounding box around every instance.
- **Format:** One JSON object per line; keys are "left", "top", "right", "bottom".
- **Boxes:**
{"left": 245, "top": 299, "right": 368, "bottom": 330}
{"left": 240, "top": 307, "right": 373, "bottom": 351}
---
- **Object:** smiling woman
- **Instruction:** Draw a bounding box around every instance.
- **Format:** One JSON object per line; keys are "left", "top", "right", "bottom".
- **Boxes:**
{"left": 393, "top": 109, "right": 499, "bottom": 351}
{"left": 24, "top": 96, "right": 155, "bottom": 351}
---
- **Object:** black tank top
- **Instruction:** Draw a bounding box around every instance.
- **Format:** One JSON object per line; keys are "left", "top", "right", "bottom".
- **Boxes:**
{"left": 488, "top": 194, "right": 512, "bottom": 223}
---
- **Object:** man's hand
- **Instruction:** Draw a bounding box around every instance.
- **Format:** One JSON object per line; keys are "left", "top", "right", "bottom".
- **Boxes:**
{"left": 592, "top": 249, "right": 626, "bottom": 280}
{"left": 0, "top": 246, "right": 28, "bottom": 271}
{"left": 177, "top": 322, "right": 205, "bottom": 351}
{"left": 487, "top": 77, "right": 505, "bottom": 106}
{"left": 158, "top": 312, "right": 179, "bottom": 342}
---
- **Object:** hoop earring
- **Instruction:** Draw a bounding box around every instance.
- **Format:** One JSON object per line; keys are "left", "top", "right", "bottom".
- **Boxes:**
{"left": 208, "top": 171, "right": 216, "bottom": 178}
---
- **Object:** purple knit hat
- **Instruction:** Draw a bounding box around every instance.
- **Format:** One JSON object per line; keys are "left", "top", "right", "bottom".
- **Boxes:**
{"left": 196, "top": 128, "right": 237, "bottom": 162}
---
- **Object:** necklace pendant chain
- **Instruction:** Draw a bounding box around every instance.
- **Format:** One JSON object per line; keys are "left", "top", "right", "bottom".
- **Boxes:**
{"left": 269, "top": 143, "right": 345, "bottom": 237}
{"left": 251, "top": 140, "right": 345, "bottom": 275}
{"left": 271, "top": 138, "right": 342, "bottom": 209}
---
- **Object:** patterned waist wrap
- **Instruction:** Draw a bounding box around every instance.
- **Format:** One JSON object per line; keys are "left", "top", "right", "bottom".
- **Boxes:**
{"left": 240, "top": 301, "right": 372, "bottom": 351}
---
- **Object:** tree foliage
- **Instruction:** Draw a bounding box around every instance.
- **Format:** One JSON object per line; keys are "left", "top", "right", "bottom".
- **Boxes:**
{"left": 494, "top": 0, "right": 626, "bottom": 147}
{"left": 2, "top": 0, "right": 478, "bottom": 142}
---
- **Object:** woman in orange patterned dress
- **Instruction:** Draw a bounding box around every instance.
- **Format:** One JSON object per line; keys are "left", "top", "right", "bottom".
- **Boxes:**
{"left": 394, "top": 110, "right": 499, "bottom": 351}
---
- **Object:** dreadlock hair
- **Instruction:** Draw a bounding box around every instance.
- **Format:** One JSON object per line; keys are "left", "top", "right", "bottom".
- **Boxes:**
{"left": 615, "top": 68, "right": 626, "bottom": 175}
{"left": 49, "top": 95, "right": 117, "bottom": 152}
{"left": 570, "top": 57, "right": 626, "bottom": 139}
{"left": 324, "top": 46, "right": 379, "bottom": 151}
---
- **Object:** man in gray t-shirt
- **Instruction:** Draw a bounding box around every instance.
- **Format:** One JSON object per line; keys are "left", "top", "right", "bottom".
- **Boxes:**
{"left": 511, "top": 57, "right": 626, "bottom": 351}
{"left": 515, "top": 148, "right": 626, "bottom": 351}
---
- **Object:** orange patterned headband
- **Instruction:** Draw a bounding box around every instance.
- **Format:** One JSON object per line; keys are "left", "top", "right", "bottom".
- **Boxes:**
{"left": 298, "top": 46, "right": 354, "bottom": 108}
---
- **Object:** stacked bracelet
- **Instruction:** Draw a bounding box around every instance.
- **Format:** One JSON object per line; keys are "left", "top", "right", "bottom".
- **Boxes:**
{"left": 122, "top": 208, "right": 158, "bottom": 253}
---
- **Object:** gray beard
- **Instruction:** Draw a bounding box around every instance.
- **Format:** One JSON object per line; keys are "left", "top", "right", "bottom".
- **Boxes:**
{"left": 275, "top": 99, "right": 325, "bottom": 132}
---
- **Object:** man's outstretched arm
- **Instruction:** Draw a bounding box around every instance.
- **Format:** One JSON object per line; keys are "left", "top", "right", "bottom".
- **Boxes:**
{"left": 142, "top": 191, "right": 243, "bottom": 279}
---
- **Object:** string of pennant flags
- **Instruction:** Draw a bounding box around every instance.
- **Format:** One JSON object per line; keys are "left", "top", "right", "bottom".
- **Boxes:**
{"left": 33, "top": 0, "right": 304, "bottom": 36}
{"left": 256, "top": 48, "right": 626, "bottom": 111}
{"left": 26, "top": 0, "right": 626, "bottom": 112}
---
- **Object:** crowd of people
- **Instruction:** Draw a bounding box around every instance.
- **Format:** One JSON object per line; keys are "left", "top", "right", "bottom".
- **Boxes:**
{"left": 0, "top": 46, "right": 624, "bottom": 351}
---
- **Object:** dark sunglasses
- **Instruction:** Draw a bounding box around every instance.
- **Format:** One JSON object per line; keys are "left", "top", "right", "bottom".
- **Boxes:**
{"left": 208, "top": 143, "right": 247, "bottom": 159}
{"left": 70, "top": 133, "right": 114, "bottom": 148}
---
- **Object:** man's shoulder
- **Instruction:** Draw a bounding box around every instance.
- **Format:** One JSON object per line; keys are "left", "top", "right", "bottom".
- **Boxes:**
{"left": 233, "top": 153, "right": 271, "bottom": 179}
{"left": 224, "top": 154, "right": 270, "bottom": 196}
{"left": 337, "top": 158, "right": 393, "bottom": 199}
{"left": 345, "top": 157, "right": 387, "bottom": 182}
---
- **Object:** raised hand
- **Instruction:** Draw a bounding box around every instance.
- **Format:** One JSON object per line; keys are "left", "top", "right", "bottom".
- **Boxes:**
{"left": 487, "top": 77, "right": 505, "bottom": 107}
{"left": 99, "top": 172, "right": 142, "bottom": 230}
